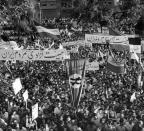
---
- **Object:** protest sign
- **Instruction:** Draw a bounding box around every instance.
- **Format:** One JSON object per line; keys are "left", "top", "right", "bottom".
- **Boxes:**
{"left": 32, "top": 103, "right": 38, "bottom": 121}
{"left": 0, "top": 49, "right": 69, "bottom": 61}
{"left": 86, "top": 60, "right": 99, "bottom": 71}
{"left": 85, "top": 34, "right": 128, "bottom": 45}
{"left": 62, "top": 40, "right": 87, "bottom": 47}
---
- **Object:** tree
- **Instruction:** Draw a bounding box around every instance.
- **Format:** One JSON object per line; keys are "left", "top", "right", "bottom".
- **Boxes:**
{"left": 0, "top": 0, "right": 37, "bottom": 35}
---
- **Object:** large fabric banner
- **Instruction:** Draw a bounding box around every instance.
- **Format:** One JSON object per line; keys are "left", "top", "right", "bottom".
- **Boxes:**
{"left": 66, "top": 58, "right": 86, "bottom": 108}
{"left": 0, "top": 49, "right": 69, "bottom": 61}
{"left": 85, "top": 34, "right": 128, "bottom": 45}
{"left": 110, "top": 36, "right": 129, "bottom": 51}
{"left": 62, "top": 40, "right": 86, "bottom": 47}
{"left": 36, "top": 26, "right": 60, "bottom": 36}
{"left": 86, "top": 60, "right": 99, "bottom": 71}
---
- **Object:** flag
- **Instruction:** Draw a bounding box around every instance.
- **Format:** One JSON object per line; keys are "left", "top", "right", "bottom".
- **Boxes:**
{"left": 131, "top": 51, "right": 139, "bottom": 63}
{"left": 32, "top": 103, "right": 38, "bottom": 121}
{"left": 66, "top": 58, "right": 86, "bottom": 108}
{"left": 130, "top": 92, "right": 136, "bottom": 102}
{"left": 107, "top": 55, "right": 125, "bottom": 74}
{"left": 12, "top": 78, "right": 23, "bottom": 95}
{"left": 36, "top": 26, "right": 60, "bottom": 40}
{"left": 109, "top": 27, "right": 122, "bottom": 36}
{"left": 23, "top": 90, "right": 28, "bottom": 102}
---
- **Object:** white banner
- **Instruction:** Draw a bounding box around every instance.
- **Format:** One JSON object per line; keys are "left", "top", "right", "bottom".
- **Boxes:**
{"left": 23, "top": 90, "right": 28, "bottom": 102}
{"left": 0, "top": 49, "right": 69, "bottom": 61}
{"left": 85, "top": 34, "right": 128, "bottom": 44}
{"left": 32, "top": 103, "right": 38, "bottom": 121}
{"left": 130, "top": 45, "right": 141, "bottom": 54}
{"left": 62, "top": 40, "right": 87, "bottom": 47}
{"left": 36, "top": 26, "right": 60, "bottom": 35}
{"left": 86, "top": 60, "right": 99, "bottom": 71}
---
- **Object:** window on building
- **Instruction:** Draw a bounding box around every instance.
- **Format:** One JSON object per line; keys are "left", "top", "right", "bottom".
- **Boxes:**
{"left": 41, "top": 2, "right": 47, "bottom": 7}
{"left": 50, "top": 1, "right": 56, "bottom": 6}
{"left": 108, "top": 2, "right": 112, "bottom": 4}
{"left": 61, "top": 0, "right": 72, "bottom": 8}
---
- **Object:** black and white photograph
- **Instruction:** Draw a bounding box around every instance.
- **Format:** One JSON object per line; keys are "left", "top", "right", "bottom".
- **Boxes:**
{"left": 0, "top": 0, "right": 144, "bottom": 131}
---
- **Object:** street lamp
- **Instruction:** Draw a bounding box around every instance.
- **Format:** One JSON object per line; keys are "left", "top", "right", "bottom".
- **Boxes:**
{"left": 38, "top": 3, "right": 41, "bottom": 23}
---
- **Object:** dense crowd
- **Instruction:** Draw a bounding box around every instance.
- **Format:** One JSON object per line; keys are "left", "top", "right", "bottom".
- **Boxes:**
{"left": 0, "top": 16, "right": 144, "bottom": 131}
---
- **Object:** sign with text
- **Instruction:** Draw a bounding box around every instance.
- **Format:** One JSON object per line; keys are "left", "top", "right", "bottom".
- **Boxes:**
{"left": 0, "top": 49, "right": 69, "bottom": 61}
{"left": 86, "top": 60, "right": 99, "bottom": 71}
{"left": 85, "top": 34, "right": 128, "bottom": 44}
{"left": 62, "top": 40, "right": 87, "bottom": 47}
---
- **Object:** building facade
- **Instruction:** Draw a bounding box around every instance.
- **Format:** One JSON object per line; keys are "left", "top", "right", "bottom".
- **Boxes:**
{"left": 40, "top": 0, "right": 73, "bottom": 18}
{"left": 98, "top": 0, "right": 115, "bottom": 8}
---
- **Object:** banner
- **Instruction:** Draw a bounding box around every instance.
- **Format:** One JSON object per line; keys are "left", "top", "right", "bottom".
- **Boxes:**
{"left": 129, "top": 36, "right": 141, "bottom": 54}
{"left": 85, "top": 34, "right": 128, "bottom": 44}
{"left": 66, "top": 58, "right": 86, "bottom": 108}
{"left": 36, "top": 26, "right": 60, "bottom": 36}
{"left": 130, "top": 45, "right": 141, "bottom": 54}
{"left": 0, "top": 49, "right": 69, "bottom": 61}
{"left": 107, "top": 56, "right": 125, "bottom": 74}
{"left": 32, "top": 103, "right": 38, "bottom": 121}
{"left": 110, "top": 36, "right": 129, "bottom": 51}
{"left": 86, "top": 60, "right": 99, "bottom": 71}
{"left": 62, "top": 40, "right": 86, "bottom": 47}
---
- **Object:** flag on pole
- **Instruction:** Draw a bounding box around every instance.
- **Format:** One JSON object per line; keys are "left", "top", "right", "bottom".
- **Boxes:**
{"left": 23, "top": 90, "right": 28, "bottom": 102}
{"left": 12, "top": 78, "right": 23, "bottom": 95}
{"left": 36, "top": 26, "right": 60, "bottom": 40}
{"left": 66, "top": 58, "right": 86, "bottom": 108}
{"left": 32, "top": 103, "right": 38, "bottom": 121}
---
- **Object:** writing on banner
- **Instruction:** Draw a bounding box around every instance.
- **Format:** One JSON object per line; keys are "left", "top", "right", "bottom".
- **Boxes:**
{"left": 62, "top": 40, "right": 87, "bottom": 47}
{"left": 130, "top": 45, "right": 141, "bottom": 54}
{"left": 85, "top": 34, "right": 128, "bottom": 44}
{"left": 110, "top": 36, "right": 129, "bottom": 51}
{"left": 0, "top": 49, "right": 69, "bottom": 61}
{"left": 86, "top": 60, "right": 99, "bottom": 71}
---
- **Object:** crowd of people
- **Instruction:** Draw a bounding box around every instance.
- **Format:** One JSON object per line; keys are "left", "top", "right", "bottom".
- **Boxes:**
{"left": 0, "top": 14, "right": 144, "bottom": 131}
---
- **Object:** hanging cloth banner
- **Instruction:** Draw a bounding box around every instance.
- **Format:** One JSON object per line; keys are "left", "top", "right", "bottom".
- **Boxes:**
{"left": 66, "top": 58, "right": 86, "bottom": 108}
{"left": 0, "top": 49, "right": 69, "bottom": 61}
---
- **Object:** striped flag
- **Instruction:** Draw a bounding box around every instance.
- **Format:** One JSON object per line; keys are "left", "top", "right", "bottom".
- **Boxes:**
{"left": 36, "top": 26, "right": 60, "bottom": 40}
{"left": 66, "top": 58, "right": 86, "bottom": 108}
{"left": 107, "top": 55, "right": 125, "bottom": 74}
